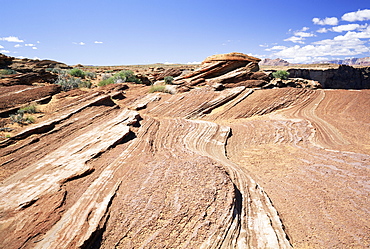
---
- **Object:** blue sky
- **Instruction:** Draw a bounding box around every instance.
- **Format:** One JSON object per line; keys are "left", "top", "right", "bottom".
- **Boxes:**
{"left": 1, "top": 0, "right": 369, "bottom": 65}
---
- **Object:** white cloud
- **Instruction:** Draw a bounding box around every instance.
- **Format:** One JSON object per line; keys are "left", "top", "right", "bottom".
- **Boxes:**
{"left": 0, "top": 50, "right": 10, "bottom": 53}
{"left": 187, "top": 61, "right": 201, "bottom": 64}
{"left": 37, "top": 41, "right": 40, "bottom": 44}
{"left": 342, "top": 9, "right": 370, "bottom": 22}
{"left": 272, "top": 34, "right": 370, "bottom": 63}
{"left": 265, "top": 45, "right": 287, "bottom": 51}
{"left": 14, "top": 44, "right": 22, "bottom": 48}
{"left": 259, "top": 44, "right": 269, "bottom": 48}
{"left": 301, "top": 27, "right": 310, "bottom": 32}
{"left": 295, "top": 31, "right": 315, "bottom": 37}
{"left": 332, "top": 24, "right": 363, "bottom": 32}
{"left": 312, "top": 17, "right": 339, "bottom": 25}
{"left": 0, "top": 45, "right": 3, "bottom": 49}
{"left": 284, "top": 28, "right": 316, "bottom": 44}
{"left": 0, "top": 36, "right": 24, "bottom": 42}
{"left": 25, "top": 43, "right": 35, "bottom": 47}
{"left": 284, "top": 36, "right": 305, "bottom": 44}
{"left": 317, "top": 28, "right": 329, "bottom": 33}
{"left": 94, "top": 41, "right": 103, "bottom": 44}
{"left": 73, "top": 42, "right": 85, "bottom": 45}
{"left": 32, "top": 47, "right": 37, "bottom": 50}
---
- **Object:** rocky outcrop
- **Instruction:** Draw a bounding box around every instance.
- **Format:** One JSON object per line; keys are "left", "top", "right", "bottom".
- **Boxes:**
{"left": 263, "top": 78, "right": 322, "bottom": 89}
{"left": 154, "top": 68, "right": 182, "bottom": 80}
{"left": 172, "top": 52, "right": 262, "bottom": 88}
{"left": 0, "top": 53, "right": 71, "bottom": 73}
{"left": 0, "top": 72, "right": 57, "bottom": 86}
{"left": 259, "top": 58, "right": 290, "bottom": 66}
{"left": 288, "top": 65, "right": 370, "bottom": 89}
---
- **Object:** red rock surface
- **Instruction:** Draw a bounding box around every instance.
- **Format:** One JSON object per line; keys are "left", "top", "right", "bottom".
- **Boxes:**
{"left": 0, "top": 68, "right": 369, "bottom": 248}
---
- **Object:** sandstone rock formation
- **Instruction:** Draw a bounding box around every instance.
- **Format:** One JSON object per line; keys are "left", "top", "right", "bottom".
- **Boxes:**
{"left": 0, "top": 54, "right": 369, "bottom": 248}
{"left": 172, "top": 52, "right": 264, "bottom": 88}
{"left": 0, "top": 53, "right": 71, "bottom": 73}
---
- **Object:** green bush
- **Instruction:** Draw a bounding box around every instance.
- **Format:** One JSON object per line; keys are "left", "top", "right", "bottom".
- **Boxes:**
{"left": 85, "top": 71, "right": 97, "bottom": 79}
{"left": 98, "top": 70, "right": 142, "bottom": 86}
{"left": 98, "top": 77, "right": 115, "bottom": 86}
{"left": 46, "top": 68, "right": 63, "bottom": 74}
{"left": 164, "top": 76, "right": 174, "bottom": 84}
{"left": 18, "top": 104, "right": 37, "bottom": 114}
{"left": 78, "top": 80, "right": 92, "bottom": 88}
{"left": 9, "top": 113, "right": 35, "bottom": 124}
{"left": 112, "top": 70, "right": 141, "bottom": 84}
{"left": 69, "top": 68, "right": 86, "bottom": 78}
{"left": 55, "top": 76, "right": 81, "bottom": 91}
{"left": 272, "top": 70, "right": 289, "bottom": 80}
{"left": 148, "top": 85, "right": 173, "bottom": 93}
{"left": 0, "top": 69, "right": 17, "bottom": 75}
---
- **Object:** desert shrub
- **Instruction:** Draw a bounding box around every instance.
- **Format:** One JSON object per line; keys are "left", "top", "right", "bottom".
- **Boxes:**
{"left": 55, "top": 75, "right": 82, "bottom": 91}
{"left": 24, "top": 116, "right": 35, "bottom": 124}
{"left": 0, "top": 69, "right": 17, "bottom": 75}
{"left": 98, "top": 70, "right": 141, "bottom": 86}
{"left": 112, "top": 70, "right": 141, "bottom": 84}
{"left": 18, "top": 104, "right": 37, "bottom": 114}
{"left": 9, "top": 113, "right": 35, "bottom": 124}
{"left": 164, "top": 76, "right": 174, "bottom": 84}
{"left": 85, "top": 71, "right": 97, "bottom": 79}
{"left": 101, "top": 73, "right": 112, "bottom": 80}
{"left": 69, "top": 68, "right": 86, "bottom": 78}
{"left": 46, "top": 68, "right": 63, "bottom": 74}
{"left": 98, "top": 77, "right": 115, "bottom": 86}
{"left": 272, "top": 70, "right": 289, "bottom": 80}
{"left": 78, "top": 80, "right": 92, "bottom": 88}
{"left": 9, "top": 113, "right": 24, "bottom": 124}
{"left": 148, "top": 85, "right": 174, "bottom": 94}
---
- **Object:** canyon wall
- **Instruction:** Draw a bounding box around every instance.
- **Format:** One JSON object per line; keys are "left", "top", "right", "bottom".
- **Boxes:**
{"left": 288, "top": 65, "right": 370, "bottom": 89}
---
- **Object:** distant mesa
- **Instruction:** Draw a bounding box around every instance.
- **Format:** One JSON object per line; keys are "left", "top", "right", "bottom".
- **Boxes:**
{"left": 259, "top": 58, "right": 290, "bottom": 66}
{"left": 315, "top": 57, "right": 370, "bottom": 66}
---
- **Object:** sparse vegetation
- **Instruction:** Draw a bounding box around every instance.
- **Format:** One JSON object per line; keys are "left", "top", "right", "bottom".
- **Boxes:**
{"left": 78, "top": 80, "right": 92, "bottom": 88}
{"left": 9, "top": 105, "right": 38, "bottom": 125}
{"left": 85, "top": 71, "right": 97, "bottom": 79}
{"left": 98, "top": 70, "right": 142, "bottom": 86}
{"left": 69, "top": 68, "right": 86, "bottom": 78}
{"left": 164, "top": 76, "right": 174, "bottom": 84}
{"left": 18, "top": 104, "right": 37, "bottom": 114}
{"left": 9, "top": 112, "right": 35, "bottom": 125}
{"left": 148, "top": 85, "right": 174, "bottom": 94}
{"left": 0, "top": 69, "right": 17, "bottom": 75}
{"left": 54, "top": 70, "right": 92, "bottom": 91}
{"left": 149, "top": 85, "right": 166, "bottom": 93}
{"left": 272, "top": 70, "right": 290, "bottom": 80}
{"left": 98, "top": 77, "right": 115, "bottom": 86}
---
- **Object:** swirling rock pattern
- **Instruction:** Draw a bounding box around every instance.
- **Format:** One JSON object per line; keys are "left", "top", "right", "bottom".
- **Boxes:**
{"left": 0, "top": 85, "right": 369, "bottom": 248}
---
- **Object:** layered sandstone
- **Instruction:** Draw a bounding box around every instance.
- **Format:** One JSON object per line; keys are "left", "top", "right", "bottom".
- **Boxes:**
{"left": 0, "top": 54, "right": 369, "bottom": 249}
